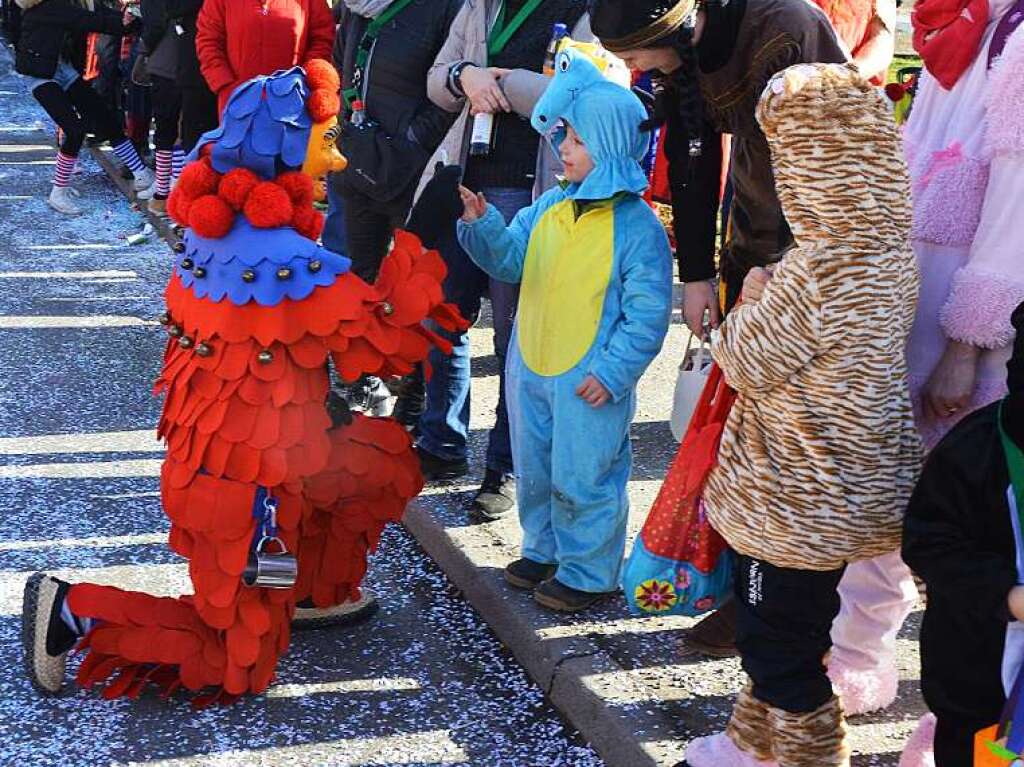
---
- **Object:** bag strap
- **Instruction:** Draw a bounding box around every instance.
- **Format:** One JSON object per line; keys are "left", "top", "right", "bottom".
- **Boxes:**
{"left": 342, "top": 0, "right": 416, "bottom": 110}
{"left": 998, "top": 399, "right": 1024, "bottom": 559}
{"left": 487, "top": 0, "right": 546, "bottom": 62}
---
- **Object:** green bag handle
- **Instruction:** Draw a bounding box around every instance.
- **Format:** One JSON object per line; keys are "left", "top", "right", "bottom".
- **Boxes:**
{"left": 342, "top": 0, "right": 416, "bottom": 110}
{"left": 487, "top": 0, "right": 546, "bottom": 62}
{"left": 998, "top": 399, "right": 1024, "bottom": 556}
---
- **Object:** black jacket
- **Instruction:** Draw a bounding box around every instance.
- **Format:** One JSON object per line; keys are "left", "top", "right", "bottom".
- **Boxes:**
{"left": 15, "top": 0, "right": 125, "bottom": 79}
{"left": 902, "top": 402, "right": 1017, "bottom": 725}
{"left": 139, "top": 0, "right": 167, "bottom": 53}
{"left": 332, "top": 0, "right": 461, "bottom": 153}
{"left": 163, "top": 0, "right": 206, "bottom": 89}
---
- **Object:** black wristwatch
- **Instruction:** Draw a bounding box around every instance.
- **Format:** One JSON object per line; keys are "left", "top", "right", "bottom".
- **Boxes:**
{"left": 448, "top": 60, "right": 475, "bottom": 99}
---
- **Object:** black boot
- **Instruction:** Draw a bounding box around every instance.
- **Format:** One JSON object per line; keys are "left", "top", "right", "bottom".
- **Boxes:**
{"left": 392, "top": 365, "right": 426, "bottom": 431}
{"left": 503, "top": 558, "right": 557, "bottom": 590}
{"left": 415, "top": 446, "right": 469, "bottom": 481}
{"left": 680, "top": 598, "right": 738, "bottom": 658}
{"left": 533, "top": 578, "right": 611, "bottom": 613}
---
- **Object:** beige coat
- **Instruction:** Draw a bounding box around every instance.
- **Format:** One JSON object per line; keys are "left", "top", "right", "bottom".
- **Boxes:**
{"left": 418, "top": 0, "right": 594, "bottom": 200}
{"left": 704, "top": 63, "right": 924, "bottom": 572}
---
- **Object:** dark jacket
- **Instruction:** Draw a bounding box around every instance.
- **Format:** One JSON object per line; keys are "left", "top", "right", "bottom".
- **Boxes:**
{"left": 163, "top": 0, "right": 205, "bottom": 89}
{"left": 666, "top": 0, "right": 845, "bottom": 294}
{"left": 332, "top": 0, "right": 462, "bottom": 154}
{"left": 902, "top": 402, "right": 1017, "bottom": 726}
{"left": 15, "top": 0, "right": 126, "bottom": 79}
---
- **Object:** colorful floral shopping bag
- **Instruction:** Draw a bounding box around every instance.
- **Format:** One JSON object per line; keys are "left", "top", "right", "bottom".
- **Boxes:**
{"left": 623, "top": 362, "right": 736, "bottom": 617}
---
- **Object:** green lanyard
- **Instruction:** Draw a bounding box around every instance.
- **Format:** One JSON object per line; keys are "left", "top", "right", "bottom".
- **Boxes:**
{"left": 487, "top": 0, "right": 546, "bottom": 63}
{"left": 998, "top": 399, "right": 1024, "bottom": 551}
{"left": 341, "top": 0, "right": 415, "bottom": 110}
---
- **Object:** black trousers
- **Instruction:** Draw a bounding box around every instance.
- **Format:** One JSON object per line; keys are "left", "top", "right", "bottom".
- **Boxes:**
{"left": 734, "top": 554, "right": 845, "bottom": 713}
{"left": 179, "top": 85, "right": 218, "bottom": 153}
{"left": 933, "top": 714, "right": 991, "bottom": 767}
{"left": 33, "top": 77, "right": 123, "bottom": 157}
{"left": 340, "top": 187, "right": 412, "bottom": 283}
{"left": 150, "top": 74, "right": 182, "bottom": 151}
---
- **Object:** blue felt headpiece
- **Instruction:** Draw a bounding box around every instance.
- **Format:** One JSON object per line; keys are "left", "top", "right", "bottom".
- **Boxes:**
{"left": 531, "top": 50, "right": 650, "bottom": 200}
{"left": 189, "top": 67, "right": 314, "bottom": 180}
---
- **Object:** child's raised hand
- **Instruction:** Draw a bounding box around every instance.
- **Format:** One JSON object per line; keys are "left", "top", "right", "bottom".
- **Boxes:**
{"left": 459, "top": 185, "right": 487, "bottom": 223}
{"left": 576, "top": 375, "right": 610, "bottom": 408}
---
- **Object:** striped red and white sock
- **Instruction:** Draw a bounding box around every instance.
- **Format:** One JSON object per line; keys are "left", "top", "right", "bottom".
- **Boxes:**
{"left": 111, "top": 139, "right": 145, "bottom": 173}
{"left": 155, "top": 149, "right": 172, "bottom": 197}
{"left": 53, "top": 151, "right": 77, "bottom": 188}
{"left": 172, "top": 146, "right": 185, "bottom": 182}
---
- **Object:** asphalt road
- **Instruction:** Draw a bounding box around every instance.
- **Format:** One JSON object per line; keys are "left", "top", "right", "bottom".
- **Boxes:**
{"left": 0, "top": 43, "right": 604, "bottom": 767}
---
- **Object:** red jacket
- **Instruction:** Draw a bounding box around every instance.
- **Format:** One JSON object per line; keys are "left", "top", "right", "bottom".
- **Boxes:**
{"left": 196, "top": 0, "right": 335, "bottom": 114}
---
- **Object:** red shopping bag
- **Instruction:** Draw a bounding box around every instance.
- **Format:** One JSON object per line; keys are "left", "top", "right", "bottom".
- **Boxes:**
{"left": 624, "top": 363, "right": 737, "bottom": 616}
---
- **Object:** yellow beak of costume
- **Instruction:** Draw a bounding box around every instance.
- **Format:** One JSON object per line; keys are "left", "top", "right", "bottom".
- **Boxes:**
{"left": 302, "top": 117, "right": 347, "bottom": 202}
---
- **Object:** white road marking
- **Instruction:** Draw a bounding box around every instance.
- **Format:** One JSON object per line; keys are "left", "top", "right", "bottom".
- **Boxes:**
{"left": 0, "top": 458, "right": 162, "bottom": 479}
{"left": 0, "top": 429, "right": 162, "bottom": 455}
{"left": 0, "top": 532, "right": 165, "bottom": 552}
{"left": 23, "top": 244, "right": 117, "bottom": 251}
{"left": 0, "top": 562, "right": 189, "bottom": 615}
{"left": 0, "top": 270, "right": 138, "bottom": 278}
{"left": 0, "top": 315, "right": 157, "bottom": 328}
{"left": 112, "top": 731, "right": 470, "bottom": 766}
{"left": 266, "top": 678, "right": 422, "bottom": 698}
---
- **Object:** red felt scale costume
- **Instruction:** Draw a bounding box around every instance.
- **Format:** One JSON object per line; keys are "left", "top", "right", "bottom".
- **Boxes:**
{"left": 64, "top": 61, "right": 466, "bottom": 706}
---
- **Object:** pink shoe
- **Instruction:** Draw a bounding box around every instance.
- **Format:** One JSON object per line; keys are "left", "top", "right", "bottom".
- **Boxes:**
{"left": 828, "top": 663, "right": 899, "bottom": 716}
{"left": 684, "top": 732, "right": 778, "bottom": 767}
{"left": 898, "top": 713, "right": 936, "bottom": 767}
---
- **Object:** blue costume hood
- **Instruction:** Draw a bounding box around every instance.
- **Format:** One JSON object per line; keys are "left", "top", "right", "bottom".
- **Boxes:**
{"left": 189, "top": 67, "right": 314, "bottom": 180}
{"left": 531, "top": 50, "right": 650, "bottom": 200}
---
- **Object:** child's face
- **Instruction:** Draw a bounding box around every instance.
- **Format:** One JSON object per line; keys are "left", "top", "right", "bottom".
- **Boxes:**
{"left": 559, "top": 122, "right": 595, "bottom": 184}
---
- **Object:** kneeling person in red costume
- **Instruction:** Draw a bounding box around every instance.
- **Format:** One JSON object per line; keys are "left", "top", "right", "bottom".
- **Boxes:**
{"left": 20, "top": 61, "right": 467, "bottom": 706}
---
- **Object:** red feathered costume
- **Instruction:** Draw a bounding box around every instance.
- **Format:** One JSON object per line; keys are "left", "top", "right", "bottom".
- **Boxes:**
{"left": 63, "top": 62, "right": 467, "bottom": 706}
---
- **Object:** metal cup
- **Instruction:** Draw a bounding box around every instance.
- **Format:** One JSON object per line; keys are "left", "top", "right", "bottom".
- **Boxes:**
{"left": 242, "top": 536, "right": 297, "bottom": 589}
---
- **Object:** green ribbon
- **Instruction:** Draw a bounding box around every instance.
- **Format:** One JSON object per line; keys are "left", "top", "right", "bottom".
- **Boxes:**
{"left": 487, "top": 0, "right": 546, "bottom": 63}
{"left": 342, "top": 0, "right": 416, "bottom": 110}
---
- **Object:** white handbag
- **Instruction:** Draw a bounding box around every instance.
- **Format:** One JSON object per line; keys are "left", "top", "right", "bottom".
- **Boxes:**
{"left": 669, "top": 333, "right": 714, "bottom": 442}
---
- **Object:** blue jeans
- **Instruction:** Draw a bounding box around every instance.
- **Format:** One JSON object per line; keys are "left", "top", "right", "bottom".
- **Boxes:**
{"left": 418, "top": 186, "right": 530, "bottom": 475}
{"left": 322, "top": 175, "right": 348, "bottom": 256}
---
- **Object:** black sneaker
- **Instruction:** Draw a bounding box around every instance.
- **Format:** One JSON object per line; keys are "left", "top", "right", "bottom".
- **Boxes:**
{"left": 503, "top": 558, "right": 557, "bottom": 590}
{"left": 471, "top": 468, "right": 516, "bottom": 521}
{"left": 292, "top": 589, "right": 380, "bottom": 630}
{"left": 22, "top": 573, "right": 78, "bottom": 695}
{"left": 415, "top": 446, "right": 469, "bottom": 481}
{"left": 533, "top": 578, "right": 610, "bottom": 613}
{"left": 335, "top": 375, "right": 393, "bottom": 417}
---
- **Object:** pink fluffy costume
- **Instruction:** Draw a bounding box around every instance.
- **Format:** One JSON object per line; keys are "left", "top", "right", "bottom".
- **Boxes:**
{"left": 827, "top": 0, "right": 1024, "bottom": 755}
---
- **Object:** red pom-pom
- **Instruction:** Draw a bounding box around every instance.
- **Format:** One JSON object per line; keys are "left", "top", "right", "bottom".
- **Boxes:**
{"left": 218, "top": 168, "right": 261, "bottom": 211}
{"left": 884, "top": 82, "right": 906, "bottom": 102}
{"left": 244, "top": 182, "right": 293, "bottom": 228}
{"left": 188, "top": 194, "right": 235, "bottom": 239}
{"left": 307, "top": 90, "right": 340, "bottom": 124}
{"left": 275, "top": 172, "right": 315, "bottom": 208}
{"left": 292, "top": 206, "right": 323, "bottom": 241}
{"left": 167, "top": 186, "right": 191, "bottom": 226}
{"left": 176, "top": 157, "right": 221, "bottom": 199}
{"left": 304, "top": 59, "right": 340, "bottom": 93}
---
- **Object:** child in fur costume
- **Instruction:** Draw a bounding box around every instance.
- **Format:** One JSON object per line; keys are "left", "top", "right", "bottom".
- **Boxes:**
{"left": 684, "top": 62, "right": 921, "bottom": 767}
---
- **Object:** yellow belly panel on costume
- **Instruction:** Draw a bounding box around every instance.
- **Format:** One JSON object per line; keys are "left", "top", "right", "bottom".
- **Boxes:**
{"left": 517, "top": 199, "right": 615, "bottom": 377}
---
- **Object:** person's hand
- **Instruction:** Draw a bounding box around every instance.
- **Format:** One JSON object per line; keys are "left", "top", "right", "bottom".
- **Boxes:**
{"left": 741, "top": 266, "right": 775, "bottom": 304}
{"left": 682, "top": 280, "right": 720, "bottom": 337}
{"left": 1009, "top": 585, "right": 1024, "bottom": 621}
{"left": 460, "top": 65, "right": 511, "bottom": 116}
{"left": 458, "top": 185, "right": 487, "bottom": 223}
{"left": 576, "top": 375, "right": 611, "bottom": 407}
{"left": 923, "top": 340, "right": 980, "bottom": 421}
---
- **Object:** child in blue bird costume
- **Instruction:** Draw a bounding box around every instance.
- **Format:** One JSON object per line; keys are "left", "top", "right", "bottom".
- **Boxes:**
{"left": 457, "top": 49, "right": 673, "bottom": 612}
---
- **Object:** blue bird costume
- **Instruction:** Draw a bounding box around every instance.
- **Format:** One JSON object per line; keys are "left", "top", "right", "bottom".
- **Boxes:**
{"left": 458, "top": 51, "right": 673, "bottom": 593}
